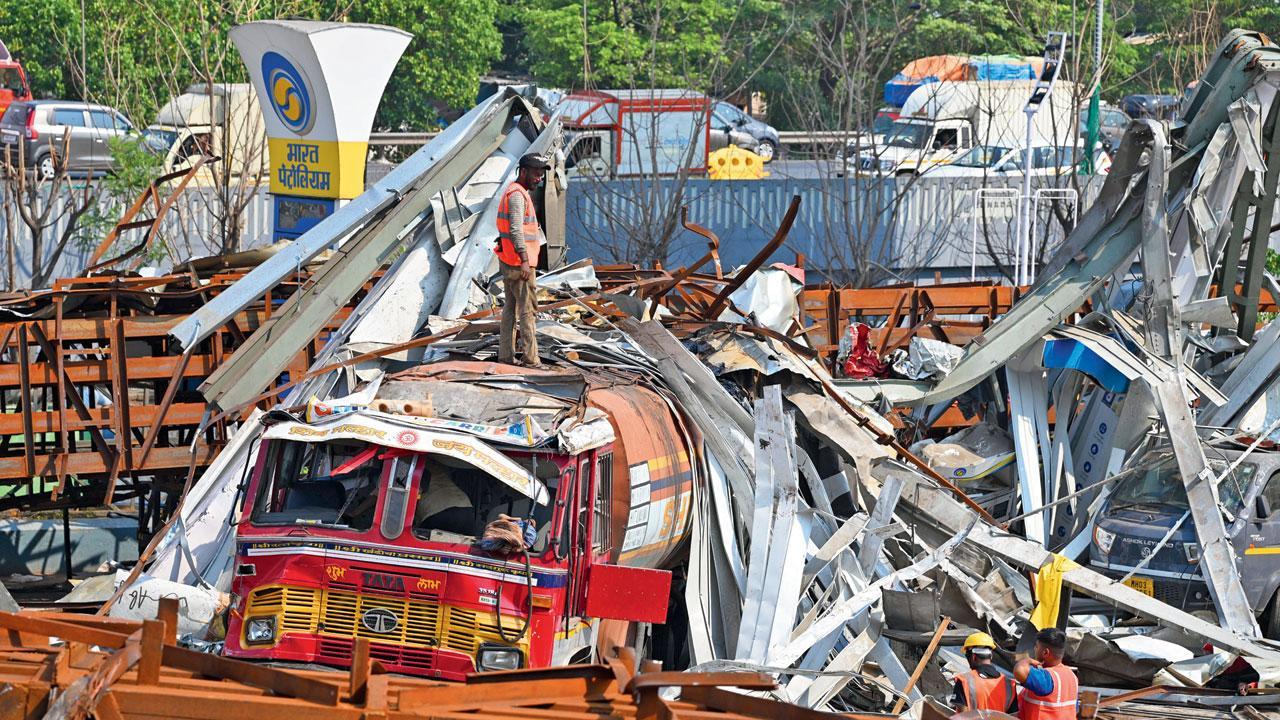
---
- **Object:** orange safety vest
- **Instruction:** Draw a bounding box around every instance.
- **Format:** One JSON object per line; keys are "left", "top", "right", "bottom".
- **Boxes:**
{"left": 959, "top": 670, "right": 1014, "bottom": 712}
{"left": 495, "top": 182, "right": 543, "bottom": 267}
{"left": 1019, "top": 663, "right": 1078, "bottom": 720}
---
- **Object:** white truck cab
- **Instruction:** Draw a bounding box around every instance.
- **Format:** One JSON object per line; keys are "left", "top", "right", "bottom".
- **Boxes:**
{"left": 142, "top": 83, "right": 268, "bottom": 182}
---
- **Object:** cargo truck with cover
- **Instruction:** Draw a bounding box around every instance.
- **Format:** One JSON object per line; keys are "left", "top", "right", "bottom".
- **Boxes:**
{"left": 849, "top": 80, "right": 1079, "bottom": 176}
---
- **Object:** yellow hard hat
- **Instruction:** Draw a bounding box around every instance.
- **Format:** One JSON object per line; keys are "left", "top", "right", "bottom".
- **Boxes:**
{"left": 963, "top": 632, "right": 996, "bottom": 651}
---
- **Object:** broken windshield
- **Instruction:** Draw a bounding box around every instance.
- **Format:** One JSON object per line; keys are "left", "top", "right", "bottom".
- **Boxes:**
{"left": 251, "top": 440, "right": 380, "bottom": 530}
{"left": 1110, "top": 453, "right": 1256, "bottom": 516}
{"left": 412, "top": 455, "right": 558, "bottom": 551}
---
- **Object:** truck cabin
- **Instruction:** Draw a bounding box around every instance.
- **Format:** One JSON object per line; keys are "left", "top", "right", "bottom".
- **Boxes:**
{"left": 246, "top": 437, "right": 566, "bottom": 553}
{"left": 228, "top": 428, "right": 614, "bottom": 677}
{"left": 0, "top": 40, "right": 29, "bottom": 115}
{"left": 1090, "top": 441, "right": 1280, "bottom": 633}
{"left": 882, "top": 119, "right": 971, "bottom": 152}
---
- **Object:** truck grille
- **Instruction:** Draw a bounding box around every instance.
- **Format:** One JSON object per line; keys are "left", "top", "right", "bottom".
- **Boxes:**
{"left": 243, "top": 584, "right": 529, "bottom": 658}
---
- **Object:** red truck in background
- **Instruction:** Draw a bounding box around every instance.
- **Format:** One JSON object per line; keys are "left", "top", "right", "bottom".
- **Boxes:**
{"left": 558, "top": 89, "right": 715, "bottom": 178}
{"left": 0, "top": 41, "right": 31, "bottom": 116}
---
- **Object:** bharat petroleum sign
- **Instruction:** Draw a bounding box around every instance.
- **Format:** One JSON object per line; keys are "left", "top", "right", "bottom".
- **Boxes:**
{"left": 230, "top": 21, "right": 411, "bottom": 200}
{"left": 262, "top": 51, "right": 315, "bottom": 135}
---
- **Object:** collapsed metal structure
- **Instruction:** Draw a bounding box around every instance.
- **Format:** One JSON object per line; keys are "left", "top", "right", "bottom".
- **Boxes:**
{"left": 0, "top": 269, "right": 370, "bottom": 527}
{"left": 9, "top": 27, "right": 1280, "bottom": 720}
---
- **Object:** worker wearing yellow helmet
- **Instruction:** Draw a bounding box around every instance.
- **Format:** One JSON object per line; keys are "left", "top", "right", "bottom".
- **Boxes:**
{"left": 950, "top": 632, "right": 1017, "bottom": 714}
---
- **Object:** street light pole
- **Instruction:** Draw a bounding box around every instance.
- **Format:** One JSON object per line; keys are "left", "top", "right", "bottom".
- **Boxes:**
{"left": 1018, "top": 32, "right": 1068, "bottom": 285}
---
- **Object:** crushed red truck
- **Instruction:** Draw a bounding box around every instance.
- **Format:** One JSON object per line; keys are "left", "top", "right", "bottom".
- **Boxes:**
{"left": 224, "top": 359, "right": 695, "bottom": 678}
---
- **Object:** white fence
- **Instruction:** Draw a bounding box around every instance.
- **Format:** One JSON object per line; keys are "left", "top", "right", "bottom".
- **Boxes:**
{"left": 0, "top": 184, "right": 273, "bottom": 288}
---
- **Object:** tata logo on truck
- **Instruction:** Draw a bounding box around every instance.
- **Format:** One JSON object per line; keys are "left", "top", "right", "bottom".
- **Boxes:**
{"left": 362, "top": 571, "right": 406, "bottom": 592}
{"left": 261, "top": 51, "right": 314, "bottom": 135}
{"left": 360, "top": 608, "right": 398, "bottom": 634}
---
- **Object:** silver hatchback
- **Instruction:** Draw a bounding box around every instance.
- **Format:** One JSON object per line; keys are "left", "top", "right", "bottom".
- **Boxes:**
{"left": 0, "top": 100, "right": 135, "bottom": 178}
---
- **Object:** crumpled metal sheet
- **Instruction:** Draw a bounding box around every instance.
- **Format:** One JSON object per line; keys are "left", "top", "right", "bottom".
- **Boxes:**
{"left": 890, "top": 337, "right": 963, "bottom": 381}
{"left": 717, "top": 267, "right": 802, "bottom": 335}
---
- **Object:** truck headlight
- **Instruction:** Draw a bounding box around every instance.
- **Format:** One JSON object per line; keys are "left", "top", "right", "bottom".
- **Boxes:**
{"left": 476, "top": 643, "right": 523, "bottom": 672}
{"left": 1093, "top": 525, "right": 1116, "bottom": 555}
{"left": 245, "top": 616, "right": 277, "bottom": 645}
{"left": 878, "top": 158, "right": 895, "bottom": 171}
{"left": 1183, "top": 542, "right": 1201, "bottom": 564}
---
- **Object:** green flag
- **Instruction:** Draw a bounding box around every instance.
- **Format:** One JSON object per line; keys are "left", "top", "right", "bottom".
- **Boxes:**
{"left": 1083, "top": 87, "right": 1101, "bottom": 174}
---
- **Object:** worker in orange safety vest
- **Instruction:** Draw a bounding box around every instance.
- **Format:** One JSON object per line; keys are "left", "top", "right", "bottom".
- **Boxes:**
{"left": 1013, "top": 627, "right": 1078, "bottom": 720}
{"left": 951, "top": 632, "right": 1017, "bottom": 714}
{"left": 494, "top": 153, "right": 549, "bottom": 367}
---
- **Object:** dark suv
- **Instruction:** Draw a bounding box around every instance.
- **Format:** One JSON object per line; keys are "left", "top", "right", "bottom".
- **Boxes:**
{"left": 0, "top": 100, "right": 134, "bottom": 178}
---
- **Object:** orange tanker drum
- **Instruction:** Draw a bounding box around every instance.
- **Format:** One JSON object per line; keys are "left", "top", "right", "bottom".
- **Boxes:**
{"left": 586, "top": 383, "right": 697, "bottom": 572}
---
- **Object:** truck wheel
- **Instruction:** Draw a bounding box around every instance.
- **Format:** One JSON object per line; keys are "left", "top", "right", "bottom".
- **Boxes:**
{"left": 1265, "top": 590, "right": 1280, "bottom": 640}
{"left": 756, "top": 139, "right": 777, "bottom": 162}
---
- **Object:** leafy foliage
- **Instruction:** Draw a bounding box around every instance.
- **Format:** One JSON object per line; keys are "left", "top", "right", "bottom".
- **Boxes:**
{"left": 0, "top": 0, "right": 502, "bottom": 132}
{"left": 2, "top": 0, "right": 1279, "bottom": 134}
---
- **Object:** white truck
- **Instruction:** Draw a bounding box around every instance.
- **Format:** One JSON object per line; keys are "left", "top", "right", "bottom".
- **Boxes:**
{"left": 142, "top": 83, "right": 268, "bottom": 181}
{"left": 849, "top": 80, "right": 1079, "bottom": 176}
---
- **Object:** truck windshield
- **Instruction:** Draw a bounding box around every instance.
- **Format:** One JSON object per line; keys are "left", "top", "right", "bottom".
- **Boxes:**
{"left": 872, "top": 112, "right": 895, "bottom": 135}
{"left": 141, "top": 128, "right": 177, "bottom": 155}
{"left": 885, "top": 121, "right": 931, "bottom": 149}
{"left": 412, "top": 456, "right": 556, "bottom": 552}
{"left": 1110, "top": 453, "right": 1257, "bottom": 516}
{"left": 0, "top": 68, "right": 23, "bottom": 94}
{"left": 251, "top": 440, "right": 380, "bottom": 530}
{"left": 951, "top": 146, "right": 1011, "bottom": 168}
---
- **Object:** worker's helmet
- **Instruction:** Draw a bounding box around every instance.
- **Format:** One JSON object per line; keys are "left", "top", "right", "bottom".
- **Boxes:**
{"left": 963, "top": 632, "right": 997, "bottom": 651}
{"left": 519, "top": 153, "right": 551, "bottom": 170}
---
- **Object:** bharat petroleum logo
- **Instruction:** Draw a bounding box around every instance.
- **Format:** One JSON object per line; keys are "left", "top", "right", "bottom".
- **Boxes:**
{"left": 261, "top": 51, "right": 314, "bottom": 135}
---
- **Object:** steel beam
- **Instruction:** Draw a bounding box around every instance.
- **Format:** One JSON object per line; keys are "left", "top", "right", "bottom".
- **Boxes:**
{"left": 200, "top": 94, "right": 537, "bottom": 413}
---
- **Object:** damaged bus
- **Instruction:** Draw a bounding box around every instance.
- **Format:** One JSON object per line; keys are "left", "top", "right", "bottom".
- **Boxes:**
{"left": 223, "top": 361, "right": 695, "bottom": 679}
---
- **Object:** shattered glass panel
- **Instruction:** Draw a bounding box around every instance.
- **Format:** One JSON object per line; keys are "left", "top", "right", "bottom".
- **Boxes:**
{"left": 1110, "top": 453, "right": 1257, "bottom": 515}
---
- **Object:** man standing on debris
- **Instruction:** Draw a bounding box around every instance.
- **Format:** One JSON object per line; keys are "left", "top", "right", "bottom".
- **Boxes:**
{"left": 1013, "top": 628, "right": 1078, "bottom": 720}
{"left": 951, "top": 632, "right": 1017, "bottom": 714}
{"left": 494, "top": 152, "right": 550, "bottom": 367}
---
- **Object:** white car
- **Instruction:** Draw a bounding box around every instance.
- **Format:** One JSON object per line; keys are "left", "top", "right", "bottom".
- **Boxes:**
{"left": 925, "top": 144, "right": 1110, "bottom": 177}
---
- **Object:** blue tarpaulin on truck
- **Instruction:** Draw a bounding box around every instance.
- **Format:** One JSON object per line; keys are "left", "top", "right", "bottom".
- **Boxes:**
{"left": 970, "top": 54, "right": 1041, "bottom": 81}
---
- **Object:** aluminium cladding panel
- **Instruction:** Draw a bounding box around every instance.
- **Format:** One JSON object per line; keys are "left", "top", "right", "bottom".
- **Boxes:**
{"left": 892, "top": 468, "right": 1280, "bottom": 660}
{"left": 167, "top": 89, "right": 513, "bottom": 351}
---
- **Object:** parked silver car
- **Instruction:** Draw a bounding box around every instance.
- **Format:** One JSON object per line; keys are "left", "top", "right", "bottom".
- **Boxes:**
{"left": 710, "top": 101, "right": 781, "bottom": 162}
{"left": 0, "top": 100, "right": 135, "bottom": 178}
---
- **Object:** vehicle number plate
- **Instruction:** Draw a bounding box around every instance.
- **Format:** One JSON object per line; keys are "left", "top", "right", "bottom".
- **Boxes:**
{"left": 0, "top": 130, "right": 16, "bottom": 141}
{"left": 1123, "top": 577, "right": 1154, "bottom": 597}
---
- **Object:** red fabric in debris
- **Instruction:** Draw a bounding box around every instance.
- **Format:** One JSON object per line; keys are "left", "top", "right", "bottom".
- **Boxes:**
{"left": 842, "top": 323, "right": 888, "bottom": 378}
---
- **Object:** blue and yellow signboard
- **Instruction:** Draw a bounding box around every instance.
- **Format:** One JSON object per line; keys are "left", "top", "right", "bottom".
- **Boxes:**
{"left": 230, "top": 21, "right": 411, "bottom": 236}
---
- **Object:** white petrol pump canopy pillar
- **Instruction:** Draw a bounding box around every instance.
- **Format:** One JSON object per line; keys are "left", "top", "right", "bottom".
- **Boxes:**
{"left": 230, "top": 20, "right": 411, "bottom": 199}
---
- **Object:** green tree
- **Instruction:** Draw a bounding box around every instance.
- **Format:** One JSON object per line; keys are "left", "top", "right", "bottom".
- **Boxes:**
{"left": 510, "top": 0, "right": 781, "bottom": 93}
{"left": 339, "top": 0, "right": 504, "bottom": 129}
{"left": 2, "top": 0, "right": 503, "bottom": 131}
